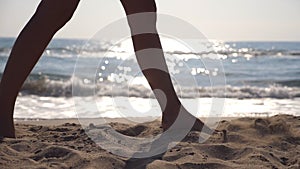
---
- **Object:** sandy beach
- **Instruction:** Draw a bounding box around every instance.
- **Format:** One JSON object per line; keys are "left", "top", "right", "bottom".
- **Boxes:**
{"left": 0, "top": 114, "right": 299, "bottom": 169}
{"left": 1, "top": 0, "right": 300, "bottom": 168}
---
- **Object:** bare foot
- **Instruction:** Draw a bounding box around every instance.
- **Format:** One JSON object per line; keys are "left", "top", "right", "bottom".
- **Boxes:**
{"left": 162, "top": 107, "right": 214, "bottom": 135}
{"left": 191, "top": 118, "right": 214, "bottom": 134}
{"left": 162, "top": 118, "right": 213, "bottom": 134}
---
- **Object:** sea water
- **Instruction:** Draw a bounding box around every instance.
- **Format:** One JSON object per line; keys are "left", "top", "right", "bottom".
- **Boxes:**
{"left": 0, "top": 37, "right": 299, "bottom": 119}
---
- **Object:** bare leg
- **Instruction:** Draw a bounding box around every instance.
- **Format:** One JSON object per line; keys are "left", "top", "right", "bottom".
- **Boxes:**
{"left": 120, "top": 0, "right": 213, "bottom": 133}
{"left": 0, "top": 0, "right": 79, "bottom": 138}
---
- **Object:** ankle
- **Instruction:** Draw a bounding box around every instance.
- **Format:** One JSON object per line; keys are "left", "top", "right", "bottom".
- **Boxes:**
{"left": 0, "top": 119, "right": 15, "bottom": 138}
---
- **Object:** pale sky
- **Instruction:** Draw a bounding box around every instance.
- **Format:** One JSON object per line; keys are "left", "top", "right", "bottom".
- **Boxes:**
{"left": 0, "top": 0, "right": 300, "bottom": 41}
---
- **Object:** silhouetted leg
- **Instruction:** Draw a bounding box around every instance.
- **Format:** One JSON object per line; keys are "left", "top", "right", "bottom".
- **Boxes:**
{"left": 120, "top": 0, "right": 213, "bottom": 134}
{"left": 0, "top": 0, "right": 79, "bottom": 138}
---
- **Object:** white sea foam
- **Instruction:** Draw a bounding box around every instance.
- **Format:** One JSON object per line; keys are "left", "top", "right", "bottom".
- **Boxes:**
{"left": 14, "top": 95, "right": 300, "bottom": 119}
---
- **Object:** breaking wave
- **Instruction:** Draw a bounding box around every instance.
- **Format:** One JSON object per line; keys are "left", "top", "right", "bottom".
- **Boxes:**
{"left": 15, "top": 74, "right": 300, "bottom": 99}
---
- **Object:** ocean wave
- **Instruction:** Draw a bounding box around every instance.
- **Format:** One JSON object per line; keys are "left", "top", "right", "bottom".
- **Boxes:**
{"left": 166, "top": 49, "right": 300, "bottom": 59}
{"left": 16, "top": 76, "right": 300, "bottom": 99}
{"left": 1, "top": 45, "right": 300, "bottom": 60}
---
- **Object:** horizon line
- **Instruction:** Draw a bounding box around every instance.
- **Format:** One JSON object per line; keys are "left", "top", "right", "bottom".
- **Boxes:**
{"left": 1, "top": 36, "right": 300, "bottom": 43}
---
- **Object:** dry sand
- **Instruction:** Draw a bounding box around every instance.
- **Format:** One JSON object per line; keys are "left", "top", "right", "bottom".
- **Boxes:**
{"left": 0, "top": 114, "right": 299, "bottom": 169}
